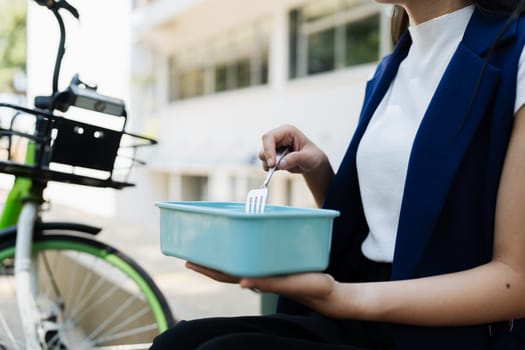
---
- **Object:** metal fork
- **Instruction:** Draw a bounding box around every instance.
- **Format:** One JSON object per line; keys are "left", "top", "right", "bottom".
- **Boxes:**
{"left": 245, "top": 146, "right": 290, "bottom": 214}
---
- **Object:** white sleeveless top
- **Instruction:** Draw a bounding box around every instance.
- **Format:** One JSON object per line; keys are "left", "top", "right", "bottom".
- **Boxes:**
{"left": 356, "top": 5, "right": 525, "bottom": 263}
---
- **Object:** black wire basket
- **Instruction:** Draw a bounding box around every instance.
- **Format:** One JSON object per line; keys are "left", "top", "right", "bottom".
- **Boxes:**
{"left": 0, "top": 102, "right": 156, "bottom": 189}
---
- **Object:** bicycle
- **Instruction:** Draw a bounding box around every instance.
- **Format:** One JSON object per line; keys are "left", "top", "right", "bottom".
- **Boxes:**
{"left": 0, "top": 1, "right": 175, "bottom": 349}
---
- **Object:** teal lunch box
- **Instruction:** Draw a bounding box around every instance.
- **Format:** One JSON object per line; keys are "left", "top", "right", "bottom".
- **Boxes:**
{"left": 156, "top": 201, "right": 340, "bottom": 277}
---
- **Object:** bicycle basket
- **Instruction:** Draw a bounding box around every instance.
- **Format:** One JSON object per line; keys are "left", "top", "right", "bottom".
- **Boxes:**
{"left": 0, "top": 103, "right": 156, "bottom": 189}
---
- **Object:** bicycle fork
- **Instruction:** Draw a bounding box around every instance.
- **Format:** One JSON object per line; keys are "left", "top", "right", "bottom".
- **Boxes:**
{"left": 14, "top": 201, "right": 42, "bottom": 350}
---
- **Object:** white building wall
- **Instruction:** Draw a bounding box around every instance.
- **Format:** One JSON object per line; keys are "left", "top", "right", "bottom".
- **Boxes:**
{"left": 116, "top": 0, "right": 391, "bottom": 226}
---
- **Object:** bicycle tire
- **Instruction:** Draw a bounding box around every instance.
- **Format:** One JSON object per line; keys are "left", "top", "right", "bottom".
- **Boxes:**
{"left": 0, "top": 232, "right": 175, "bottom": 349}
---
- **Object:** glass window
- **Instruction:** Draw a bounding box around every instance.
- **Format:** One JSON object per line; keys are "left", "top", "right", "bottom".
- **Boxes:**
{"left": 307, "top": 28, "right": 336, "bottom": 75}
{"left": 260, "top": 50, "right": 269, "bottom": 84}
{"left": 345, "top": 15, "right": 380, "bottom": 66}
{"left": 181, "top": 175, "right": 208, "bottom": 201}
{"left": 214, "top": 64, "right": 228, "bottom": 92}
{"left": 167, "top": 19, "right": 270, "bottom": 102}
{"left": 168, "top": 56, "right": 178, "bottom": 101}
{"left": 289, "top": 0, "right": 380, "bottom": 79}
{"left": 235, "top": 58, "right": 251, "bottom": 89}
{"left": 177, "top": 67, "right": 204, "bottom": 99}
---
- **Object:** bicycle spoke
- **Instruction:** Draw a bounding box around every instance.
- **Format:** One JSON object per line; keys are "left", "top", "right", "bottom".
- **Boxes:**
{"left": 67, "top": 255, "right": 95, "bottom": 316}
{"left": 73, "top": 284, "right": 121, "bottom": 323}
{"left": 65, "top": 251, "right": 82, "bottom": 315}
{"left": 41, "top": 251, "right": 62, "bottom": 301}
{"left": 93, "top": 305, "right": 151, "bottom": 339}
{"left": 66, "top": 253, "right": 99, "bottom": 317}
{"left": 88, "top": 305, "right": 152, "bottom": 344}
{"left": 65, "top": 271, "right": 107, "bottom": 320}
{"left": 87, "top": 297, "right": 136, "bottom": 340}
{"left": 0, "top": 311, "right": 21, "bottom": 350}
{"left": 93, "top": 324, "right": 158, "bottom": 345}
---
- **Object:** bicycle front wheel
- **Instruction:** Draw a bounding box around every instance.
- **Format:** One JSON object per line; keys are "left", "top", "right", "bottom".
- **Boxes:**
{"left": 0, "top": 233, "right": 174, "bottom": 349}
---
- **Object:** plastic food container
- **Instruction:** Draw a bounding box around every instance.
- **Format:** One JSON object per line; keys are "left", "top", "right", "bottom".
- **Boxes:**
{"left": 157, "top": 201, "right": 340, "bottom": 277}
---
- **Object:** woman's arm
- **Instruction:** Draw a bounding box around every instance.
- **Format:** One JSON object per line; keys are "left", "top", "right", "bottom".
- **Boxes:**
{"left": 241, "top": 108, "right": 525, "bottom": 326}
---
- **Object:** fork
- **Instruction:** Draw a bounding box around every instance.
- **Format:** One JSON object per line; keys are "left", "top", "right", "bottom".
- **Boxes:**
{"left": 245, "top": 146, "right": 290, "bottom": 214}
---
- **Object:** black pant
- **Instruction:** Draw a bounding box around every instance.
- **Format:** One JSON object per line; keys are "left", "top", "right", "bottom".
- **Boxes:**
{"left": 151, "top": 313, "right": 395, "bottom": 349}
{"left": 151, "top": 256, "right": 393, "bottom": 350}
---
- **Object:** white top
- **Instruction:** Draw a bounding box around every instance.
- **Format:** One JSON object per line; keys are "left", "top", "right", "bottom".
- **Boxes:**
{"left": 356, "top": 5, "right": 525, "bottom": 263}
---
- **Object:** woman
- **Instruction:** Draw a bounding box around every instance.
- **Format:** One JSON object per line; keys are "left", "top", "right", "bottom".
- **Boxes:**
{"left": 152, "top": 0, "right": 525, "bottom": 348}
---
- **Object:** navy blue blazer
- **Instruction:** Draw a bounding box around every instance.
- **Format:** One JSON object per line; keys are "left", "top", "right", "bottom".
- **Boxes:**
{"left": 279, "top": 8, "right": 525, "bottom": 350}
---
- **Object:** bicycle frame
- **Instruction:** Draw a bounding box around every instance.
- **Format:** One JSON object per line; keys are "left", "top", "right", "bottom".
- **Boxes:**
{"left": 0, "top": 147, "right": 40, "bottom": 230}
{"left": 14, "top": 201, "right": 41, "bottom": 349}
{"left": 2, "top": 117, "right": 51, "bottom": 348}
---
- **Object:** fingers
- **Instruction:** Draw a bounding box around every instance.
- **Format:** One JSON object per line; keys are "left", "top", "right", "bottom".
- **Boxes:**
{"left": 239, "top": 273, "right": 335, "bottom": 299}
{"left": 276, "top": 150, "right": 300, "bottom": 171}
{"left": 185, "top": 261, "right": 240, "bottom": 284}
{"left": 260, "top": 124, "right": 298, "bottom": 168}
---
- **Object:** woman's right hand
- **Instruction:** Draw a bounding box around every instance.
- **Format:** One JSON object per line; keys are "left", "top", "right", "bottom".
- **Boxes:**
{"left": 259, "top": 124, "right": 334, "bottom": 207}
{"left": 260, "top": 124, "right": 327, "bottom": 174}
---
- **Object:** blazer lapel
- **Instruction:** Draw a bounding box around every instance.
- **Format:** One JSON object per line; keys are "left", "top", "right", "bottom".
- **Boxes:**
{"left": 391, "top": 8, "right": 515, "bottom": 279}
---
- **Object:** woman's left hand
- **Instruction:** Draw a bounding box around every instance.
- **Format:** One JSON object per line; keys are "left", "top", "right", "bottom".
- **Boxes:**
{"left": 186, "top": 261, "right": 336, "bottom": 299}
{"left": 187, "top": 263, "right": 365, "bottom": 318}
{"left": 185, "top": 262, "right": 241, "bottom": 284}
{"left": 240, "top": 273, "right": 336, "bottom": 300}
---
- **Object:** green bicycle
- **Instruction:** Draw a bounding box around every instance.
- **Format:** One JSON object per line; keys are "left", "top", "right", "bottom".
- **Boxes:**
{"left": 0, "top": 1, "right": 174, "bottom": 348}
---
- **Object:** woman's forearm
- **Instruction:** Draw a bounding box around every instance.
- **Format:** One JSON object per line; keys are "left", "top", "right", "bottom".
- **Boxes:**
{"left": 302, "top": 156, "right": 334, "bottom": 207}
{"left": 315, "top": 261, "right": 525, "bottom": 326}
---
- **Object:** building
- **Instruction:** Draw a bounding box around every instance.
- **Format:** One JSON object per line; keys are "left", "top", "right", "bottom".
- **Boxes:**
{"left": 118, "top": 0, "right": 393, "bottom": 225}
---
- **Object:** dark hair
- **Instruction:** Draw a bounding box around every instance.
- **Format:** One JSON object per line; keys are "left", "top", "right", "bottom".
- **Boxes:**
{"left": 390, "top": 5, "right": 409, "bottom": 45}
{"left": 390, "top": 1, "right": 525, "bottom": 44}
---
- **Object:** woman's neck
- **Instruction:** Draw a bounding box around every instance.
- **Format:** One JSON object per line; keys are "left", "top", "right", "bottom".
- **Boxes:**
{"left": 403, "top": 0, "right": 471, "bottom": 25}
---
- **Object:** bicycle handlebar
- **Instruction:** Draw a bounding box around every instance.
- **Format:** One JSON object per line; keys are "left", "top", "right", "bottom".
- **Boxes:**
{"left": 34, "top": 0, "right": 79, "bottom": 19}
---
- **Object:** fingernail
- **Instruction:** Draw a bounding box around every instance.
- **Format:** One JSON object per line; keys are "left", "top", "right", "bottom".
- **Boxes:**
{"left": 267, "top": 158, "right": 274, "bottom": 168}
{"left": 278, "top": 159, "right": 287, "bottom": 169}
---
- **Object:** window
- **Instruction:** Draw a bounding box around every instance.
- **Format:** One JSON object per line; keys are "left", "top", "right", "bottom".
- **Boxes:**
{"left": 289, "top": 0, "right": 380, "bottom": 79}
{"left": 181, "top": 175, "right": 208, "bottom": 201}
{"left": 177, "top": 67, "right": 205, "bottom": 99}
{"left": 345, "top": 15, "right": 380, "bottom": 66}
{"left": 168, "top": 20, "right": 270, "bottom": 102}
{"left": 307, "top": 28, "right": 336, "bottom": 75}
{"left": 214, "top": 64, "right": 229, "bottom": 93}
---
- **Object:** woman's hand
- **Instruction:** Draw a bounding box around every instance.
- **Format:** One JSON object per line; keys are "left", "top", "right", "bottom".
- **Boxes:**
{"left": 239, "top": 272, "right": 358, "bottom": 319}
{"left": 185, "top": 262, "right": 336, "bottom": 299}
{"left": 186, "top": 262, "right": 351, "bottom": 317}
{"left": 260, "top": 124, "right": 327, "bottom": 174}
{"left": 240, "top": 272, "right": 336, "bottom": 299}
{"left": 185, "top": 262, "right": 240, "bottom": 284}
{"left": 260, "top": 124, "right": 334, "bottom": 206}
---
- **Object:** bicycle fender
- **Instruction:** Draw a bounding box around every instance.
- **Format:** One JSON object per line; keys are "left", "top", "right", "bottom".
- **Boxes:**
{"left": 0, "top": 221, "right": 102, "bottom": 242}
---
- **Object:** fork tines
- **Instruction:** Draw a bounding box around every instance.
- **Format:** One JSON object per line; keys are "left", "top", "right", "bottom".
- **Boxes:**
{"left": 245, "top": 188, "right": 268, "bottom": 214}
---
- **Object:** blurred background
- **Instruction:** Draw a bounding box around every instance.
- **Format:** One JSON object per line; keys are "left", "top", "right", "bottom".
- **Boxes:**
{"left": 0, "top": 0, "right": 394, "bottom": 319}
